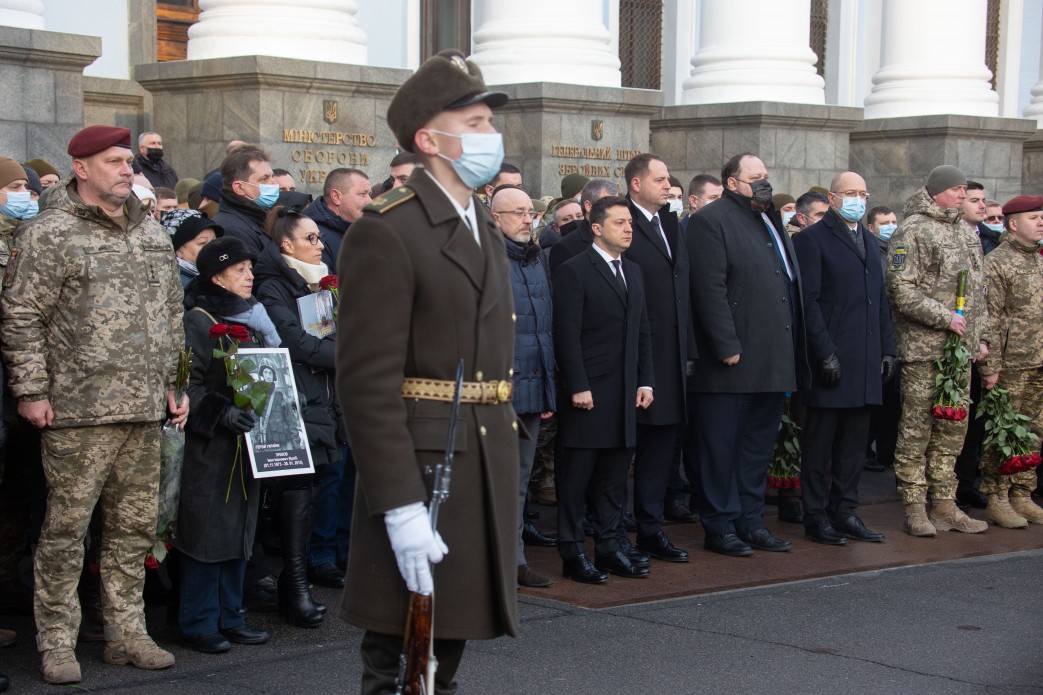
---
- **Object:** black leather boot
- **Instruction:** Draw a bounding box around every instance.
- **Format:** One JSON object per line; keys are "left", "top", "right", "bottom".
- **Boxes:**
{"left": 278, "top": 488, "right": 324, "bottom": 628}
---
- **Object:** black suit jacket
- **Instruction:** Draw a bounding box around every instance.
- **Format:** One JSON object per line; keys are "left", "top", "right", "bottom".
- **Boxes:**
{"left": 553, "top": 245, "right": 653, "bottom": 449}
{"left": 792, "top": 209, "right": 896, "bottom": 408}
{"left": 548, "top": 219, "right": 594, "bottom": 279}
{"left": 624, "top": 197, "right": 691, "bottom": 424}
{"left": 687, "top": 189, "right": 811, "bottom": 393}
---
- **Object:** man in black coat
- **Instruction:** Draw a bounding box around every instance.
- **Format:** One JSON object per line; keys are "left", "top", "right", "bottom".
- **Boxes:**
{"left": 687, "top": 152, "right": 809, "bottom": 557}
{"left": 214, "top": 144, "right": 278, "bottom": 255}
{"left": 302, "top": 167, "right": 371, "bottom": 269}
{"left": 792, "top": 171, "right": 895, "bottom": 545}
{"left": 548, "top": 179, "right": 619, "bottom": 278}
{"left": 622, "top": 153, "right": 691, "bottom": 562}
{"left": 553, "top": 196, "right": 654, "bottom": 583}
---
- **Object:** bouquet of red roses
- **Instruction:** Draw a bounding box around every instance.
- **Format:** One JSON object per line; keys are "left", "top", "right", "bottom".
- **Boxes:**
{"left": 767, "top": 394, "right": 801, "bottom": 490}
{"left": 319, "top": 274, "right": 339, "bottom": 306}
{"left": 978, "top": 384, "right": 1042, "bottom": 475}
{"left": 210, "top": 324, "right": 273, "bottom": 501}
{"left": 931, "top": 270, "right": 971, "bottom": 421}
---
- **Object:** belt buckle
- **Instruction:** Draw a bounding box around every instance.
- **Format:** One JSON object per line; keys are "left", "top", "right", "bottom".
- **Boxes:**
{"left": 495, "top": 380, "right": 511, "bottom": 404}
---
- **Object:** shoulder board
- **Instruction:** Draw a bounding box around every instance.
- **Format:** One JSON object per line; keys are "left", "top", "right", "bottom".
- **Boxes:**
{"left": 366, "top": 186, "right": 415, "bottom": 215}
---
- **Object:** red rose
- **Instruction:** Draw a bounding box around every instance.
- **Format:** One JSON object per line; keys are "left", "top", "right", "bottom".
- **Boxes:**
{"left": 209, "top": 324, "right": 231, "bottom": 339}
{"left": 320, "top": 274, "right": 338, "bottom": 291}
{"left": 932, "top": 405, "right": 943, "bottom": 418}
{"left": 144, "top": 555, "right": 159, "bottom": 570}
{"left": 792, "top": 478, "right": 801, "bottom": 490}
{"left": 957, "top": 408, "right": 967, "bottom": 421}
{"left": 944, "top": 406, "right": 955, "bottom": 420}
{"left": 228, "top": 325, "right": 251, "bottom": 342}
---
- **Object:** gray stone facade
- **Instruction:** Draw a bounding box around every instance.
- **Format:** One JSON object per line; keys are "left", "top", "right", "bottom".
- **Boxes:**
{"left": 83, "top": 77, "right": 151, "bottom": 136}
{"left": 0, "top": 26, "right": 99, "bottom": 172}
{"left": 1021, "top": 131, "right": 1043, "bottom": 197}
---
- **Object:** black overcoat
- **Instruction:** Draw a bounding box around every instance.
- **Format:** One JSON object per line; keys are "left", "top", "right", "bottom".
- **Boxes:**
{"left": 791, "top": 209, "right": 896, "bottom": 408}
{"left": 553, "top": 246, "right": 653, "bottom": 449}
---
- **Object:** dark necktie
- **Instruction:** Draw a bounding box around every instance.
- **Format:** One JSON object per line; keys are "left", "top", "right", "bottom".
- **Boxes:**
{"left": 651, "top": 215, "right": 671, "bottom": 259}
{"left": 611, "top": 259, "right": 627, "bottom": 294}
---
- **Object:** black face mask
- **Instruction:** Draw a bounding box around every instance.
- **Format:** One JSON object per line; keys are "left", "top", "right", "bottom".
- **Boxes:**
{"left": 745, "top": 178, "right": 773, "bottom": 211}
{"left": 559, "top": 219, "right": 581, "bottom": 237}
{"left": 146, "top": 147, "right": 163, "bottom": 163}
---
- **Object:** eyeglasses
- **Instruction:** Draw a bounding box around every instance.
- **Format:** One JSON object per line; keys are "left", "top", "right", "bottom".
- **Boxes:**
{"left": 831, "top": 190, "right": 871, "bottom": 200}
{"left": 295, "top": 232, "right": 324, "bottom": 246}
{"left": 985, "top": 215, "right": 1003, "bottom": 222}
{"left": 496, "top": 209, "right": 536, "bottom": 219}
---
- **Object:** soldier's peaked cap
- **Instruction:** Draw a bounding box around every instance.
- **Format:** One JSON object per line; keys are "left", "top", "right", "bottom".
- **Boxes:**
{"left": 387, "top": 49, "right": 508, "bottom": 153}
{"left": 1001, "top": 195, "right": 1043, "bottom": 216}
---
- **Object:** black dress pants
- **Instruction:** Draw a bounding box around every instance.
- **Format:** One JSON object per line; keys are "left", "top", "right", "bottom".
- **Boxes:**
{"left": 556, "top": 446, "right": 633, "bottom": 559}
{"left": 801, "top": 406, "right": 871, "bottom": 523}
{"left": 633, "top": 422, "right": 684, "bottom": 537}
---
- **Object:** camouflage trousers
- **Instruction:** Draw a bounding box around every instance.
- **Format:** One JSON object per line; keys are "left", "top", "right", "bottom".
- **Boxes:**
{"left": 894, "top": 361, "right": 968, "bottom": 504}
{"left": 35, "top": 422, "right": 161, "bottom": 651}
{"left": 979, "top": 368, "right": 1043, "bottom": 496}
{"left": 530, "top": 416, "right": 557, "bottom": 490}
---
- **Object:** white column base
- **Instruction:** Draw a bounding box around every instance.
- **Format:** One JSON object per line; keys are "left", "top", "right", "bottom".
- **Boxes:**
{"left": 0, "top": 0, "right": 44, "bottom": 29}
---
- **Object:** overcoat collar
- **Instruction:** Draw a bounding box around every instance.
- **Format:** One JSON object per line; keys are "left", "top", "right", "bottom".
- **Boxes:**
{"left": 584, "top": 244, "right": 627, "bottom": 307}
{"left": 822, "top": 207, "right": 868, "bottom": 266}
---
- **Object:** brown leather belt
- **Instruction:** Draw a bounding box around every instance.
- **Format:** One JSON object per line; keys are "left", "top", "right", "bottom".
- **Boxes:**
{"left": 400, "top": 377, "right": 512, "bottom": 404}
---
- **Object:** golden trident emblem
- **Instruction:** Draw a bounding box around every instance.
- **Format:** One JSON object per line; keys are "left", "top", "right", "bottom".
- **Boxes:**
{"left": 323, "top": 100, "right": 338, "bottom": 125}
{"left": 591, "top": 120, "right": 604, "bottom": 141}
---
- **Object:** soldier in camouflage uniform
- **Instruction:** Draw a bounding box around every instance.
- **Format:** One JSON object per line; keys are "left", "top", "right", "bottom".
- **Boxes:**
{"left": 886, "top": 165, "right": 989, "bottom": 537}
{"left": 976, "top": 195, "right": 1043, "bottom": 528}
{"left": 0, "top": 126, "right": 188, "bottom": 685}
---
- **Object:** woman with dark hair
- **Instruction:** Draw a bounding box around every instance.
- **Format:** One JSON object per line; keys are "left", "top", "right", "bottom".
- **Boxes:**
{"left": 176, "top": 236, "right": 282, "bottom": 653}
{"left": 253, "top": 205, "right": 343, "bottom": 628}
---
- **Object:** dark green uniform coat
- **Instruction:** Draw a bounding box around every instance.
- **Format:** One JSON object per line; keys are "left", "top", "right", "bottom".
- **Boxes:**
{"left": 336, "top": 169, "right": 519, "bottom": 641}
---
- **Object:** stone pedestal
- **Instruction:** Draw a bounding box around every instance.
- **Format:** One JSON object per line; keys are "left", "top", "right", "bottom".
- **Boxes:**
{"left": 1021, "top": 131, "right": 1043, "bottom": 196}
{"left": 187, "top": 0, "right": 367, "bottom": 65}
{"left": 83, "top": 76, "right": 151, "bottom": 135}
{"left": 651, "top": 102, "right": 862, "bottom": 197}
{"left": 493, "top": 82, "right": 661, "bottom": 199}
{"left": 0, "top": 25, "right": 99, "bottom": 167}
{"left": 470, "top": 0, "right": 620, "bottom": 87}
{"left": 134, "top": 56, "right": 408, "bottom": 196}
{"left": 849, "top": 115, "right": 1037, "bottom": 214}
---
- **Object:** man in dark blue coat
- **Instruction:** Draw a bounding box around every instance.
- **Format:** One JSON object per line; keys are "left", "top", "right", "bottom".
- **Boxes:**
{"left": 792, "top": 171, "right": 895, "bottom": 545}
{"left": 302, "top": 168, "right": 371, "bottom": 269}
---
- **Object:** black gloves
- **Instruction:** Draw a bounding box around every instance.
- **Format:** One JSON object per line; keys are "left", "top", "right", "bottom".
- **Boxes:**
{"left": 818, "top": 353, "right": 841, "bottom": 388}
{"left": 220, "top": 406, "right": 258, "bottom": 434}
{"left": 881, "top": 355, "right": 896, "bottom": 384}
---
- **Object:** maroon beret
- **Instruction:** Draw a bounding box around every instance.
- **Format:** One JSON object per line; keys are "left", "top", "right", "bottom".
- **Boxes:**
{"left": 1001, "top": 195, "right": 1043, "bottom": 216}
{"left": 67, "top": 125, "right": 132, "bottom": 158}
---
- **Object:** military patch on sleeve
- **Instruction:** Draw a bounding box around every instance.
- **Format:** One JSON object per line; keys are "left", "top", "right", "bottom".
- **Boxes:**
{"left": 3, "top": 248, "right": 19, "bottom": 288}
{"left": 365, "top": 185, "right": 415, "bottom": 215}
{"left": 890, "top": 246, "right": 906, "bottom": 269}
{"left": 982, "top": 278, "right": 988, "bottom": 296}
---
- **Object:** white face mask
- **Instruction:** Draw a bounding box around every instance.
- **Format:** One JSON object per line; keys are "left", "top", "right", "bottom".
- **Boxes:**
{"left": 667, "top": 199, "right": 683, "bottom": 215}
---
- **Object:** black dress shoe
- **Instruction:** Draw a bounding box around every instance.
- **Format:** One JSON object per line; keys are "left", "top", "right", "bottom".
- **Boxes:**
{"left": 181, "top": 632, "right": 232, "bottom": 654}
{"left": 804, "top": 520, "right": 847, "bottom": 545}
{"left": 562, "top": 555, "right": 608, "bottom": 584}
{"left": 636, "top": 531, "right": 690, "bottom": 562}
{"left": 307, "top": 562, "right": 346, "bottom": 589}
{"left": 664, "top": 499, "right": 698, "bottom": 523}
{"left": 956, "top": 486, "right": 988, "bottom": 510}
{"left": 739, "top": 527, "right": 792, "bottom": 552}
{"left": 522, "top": 520, "right": 558, "bottom": 547}
{"left": 863, "top": 456, "right": 886, "bottom": 472}
{"left": 831, "top": 515, "right": 884, "bottom": 542}
{"left": 525, "top": 507, "right": 540, "bottom": 520}
{"left": 595, "top": 550, "right": 650, "bottom": 578}
{"left": 777, "top": 497, "right": 804, "bottom": 524}
{"left": 704, "top": 533, "right": 753, "bottom": 557}
{"left": 616, "top": 534, "right": 651, "bottom": 568}
{"left": 220, "top": 625, "right": 271, "bottom": 645}
{"left": 622, "top": 511, "right": 638, "bottom": 532}
{"left": 517, "top": 564, "right": 553, "bottom": 588}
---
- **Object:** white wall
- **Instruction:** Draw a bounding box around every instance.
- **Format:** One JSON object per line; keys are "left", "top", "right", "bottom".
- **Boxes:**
{"left": 44, "top": 0, "right": 127, "bottom": 79}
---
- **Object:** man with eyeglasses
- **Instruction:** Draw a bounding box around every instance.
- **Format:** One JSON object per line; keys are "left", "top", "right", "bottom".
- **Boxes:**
{"left": 687, "top": 152, "right": 809, "bottom": 557}
{"left": 981, "top": 200, "right": 1004, "bottom": 251}
{"left": 792, "top": 171, "right": 894, "bottom": 546}
{"left": 886, "top": 165, "right": 989, "bottom": 537}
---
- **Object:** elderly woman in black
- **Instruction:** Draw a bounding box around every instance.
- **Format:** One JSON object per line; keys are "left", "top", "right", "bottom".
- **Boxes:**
{"left": 175, "top": 236, "right": 282, "bottom": 653}
{"left": 253, "top": 205, "right": 343, "bottom": 628}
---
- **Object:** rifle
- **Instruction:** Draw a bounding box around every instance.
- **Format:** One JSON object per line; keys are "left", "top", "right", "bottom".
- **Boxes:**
{"left": 395, "top": 359, "right": 465, "bottom": 695}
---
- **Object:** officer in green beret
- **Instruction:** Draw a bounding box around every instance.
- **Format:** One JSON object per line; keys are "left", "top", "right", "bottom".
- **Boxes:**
{"left": 335, "top": 50, "right": 519, "bottom": 693}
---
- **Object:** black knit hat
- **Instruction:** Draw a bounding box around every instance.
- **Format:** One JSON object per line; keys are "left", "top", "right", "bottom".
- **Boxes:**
{"left": 195, "top": 236, "right": 255, "bottom": 279}
{"left": 173, "top": 216, "right": 223, "bottom": 253}
{"left": 21, "top": 165, "right": 41, "bottom": 196}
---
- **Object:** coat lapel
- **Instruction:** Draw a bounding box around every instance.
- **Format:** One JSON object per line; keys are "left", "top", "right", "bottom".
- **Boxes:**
{"left": 411, "top": 173, "right": 485, "bottom": 290}
{"left": 588, "top": 246, "right": 627, "bottom": 307}
{"left": 824, "top": 211, "right": 867, "bottom": 266}
{"left": 632, "top": 206, "right": 672, "bottom": 262}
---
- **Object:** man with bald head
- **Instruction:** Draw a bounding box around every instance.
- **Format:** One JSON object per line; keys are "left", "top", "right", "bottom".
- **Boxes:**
{"left": 791, "top": 171, "right": 894, "bottom": 545}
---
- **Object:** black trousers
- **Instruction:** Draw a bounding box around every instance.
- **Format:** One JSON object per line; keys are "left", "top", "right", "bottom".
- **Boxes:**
{"left": 633, "top": 422, "right": 683, "bottom": 537}
{"left": 801, "top": 406, "right": 871, "bottom": 523}
{"left": 868, "top": 368, "right": 901, "bottom": 466}
{"left": 690, "top": 392, "right": 785, "bottom": 536}
{"left": 360, "top": 630, "right": 466, "bottom": 695}
{"left": 955, "top": 365, "right": 985, "bottom": 487}
{"left": 556, "top": 446, "right": 633, "bottom": 560}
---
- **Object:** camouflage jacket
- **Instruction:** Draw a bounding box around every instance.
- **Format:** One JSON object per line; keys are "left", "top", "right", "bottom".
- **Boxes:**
{"left": 886, "top": 188, "right": 988, "bottom": 363}
{"left": 0, "top": 214, "right": 18, "bottom": 276}
{"left": 977, "top": 235, "right": 1043, "bottom": 375}
{"left": 0, "top": 179, "right": 184, "bottom": 428}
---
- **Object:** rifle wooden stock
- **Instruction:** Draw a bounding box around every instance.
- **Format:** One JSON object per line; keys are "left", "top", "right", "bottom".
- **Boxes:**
{"left": 397, "top": 592, "right": 436, "bottom": 694}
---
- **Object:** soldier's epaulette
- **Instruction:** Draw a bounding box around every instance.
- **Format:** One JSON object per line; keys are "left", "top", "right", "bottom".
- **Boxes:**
{"left": 366, "top": 186, "right": 415, "bottom": 215}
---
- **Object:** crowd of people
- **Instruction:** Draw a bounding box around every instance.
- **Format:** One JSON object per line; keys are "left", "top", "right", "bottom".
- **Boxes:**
{"left": 0, "top": 48, "right": 1041, "bottom": 693}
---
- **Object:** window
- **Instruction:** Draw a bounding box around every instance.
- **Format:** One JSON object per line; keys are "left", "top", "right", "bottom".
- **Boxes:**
{"left": 619, "top": 0, "right": 663, "bottom": 90}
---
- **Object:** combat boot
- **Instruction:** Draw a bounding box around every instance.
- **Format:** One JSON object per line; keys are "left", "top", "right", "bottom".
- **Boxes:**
{"left": 903, "top": 503, "right": 937, "bottom": 537}
{"left": 985, "top": 493, "right": 1028, "bottom": 529}
{"left": 102, "top": 635, "right": 174, "bottom": 670}
{"left": 40, "top": 647, "right": 80, "bottom": 684}
{"left": 1009, "top": 495, "right": 1043, "bottom": 524}
{"left": 930, "top": 499, "right": 988, "bottom": 533}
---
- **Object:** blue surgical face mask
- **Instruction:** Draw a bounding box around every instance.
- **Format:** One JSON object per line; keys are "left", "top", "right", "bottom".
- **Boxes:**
{"left": 1, "top": 191, "right": 33, "bottom": 219}
{"left": 430, "top": 130, "right": 505, "bottom": 189}
{"left": 836, "top": 196, "right": 866, "bottom": 223}
{"left": 781, "top": 210, "right": 796, "bottom": 227}
{"left": 877, "top": 223, "right": 897, "bottom": 242}
{"left": 983, "top": 222, "right": 1003, "bottom": 233}
{"left": 242, "top": 181, "right": 280, "bottom": 210}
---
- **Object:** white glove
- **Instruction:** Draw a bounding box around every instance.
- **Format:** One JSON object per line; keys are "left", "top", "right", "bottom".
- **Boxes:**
{"left": 384, "top": 501, "right": 448, "bottom": 595}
